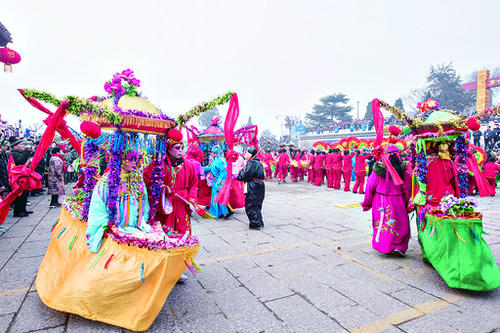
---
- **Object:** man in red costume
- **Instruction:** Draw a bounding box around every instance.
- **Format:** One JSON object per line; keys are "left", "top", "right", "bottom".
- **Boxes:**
{"left": 332, "top": 148, "right": 343, "bottom": 189}
{"left": 313, "top": 149, "right": 325, "bottom": 186}
{"left": 298, "top": 149, "right": 306, "bottom": 181}
{"left": 273, "top": 149, "right": 279, "bottom": 179}
{"left": 263, "top": 149, "right": 273, "bottom": 180}
{"left": 353, "top": 150, "right": 370, "bottom": 194}
{"left": 342, "top": 150, "right": 355, "bottom": 191}
{"left": 324, "top": 149, "right": 335, "bottom": 188}
{"left": 277, "top": 148, "right": 290, "bottom": 183}
{"left": 144, "top": 129, "right": 198, "bottom": 234}
{"left": 290, "top": 148, "right": 299, "bottom": 182}
{"left": 308, "top": 150, "right": 316, "bottom": 184}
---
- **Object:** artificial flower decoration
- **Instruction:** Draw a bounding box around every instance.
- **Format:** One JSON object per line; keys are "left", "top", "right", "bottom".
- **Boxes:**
{"left": 417, "top": 98, "right": 439, "bottom": 113}
{"left": 466, "top": 117, "right": 481, "bottom": 131}
{"left": 210, "top": 116, "right": 221, "bottom": 126}
{"left": 388, "top": 125, "right": 401, "bottom": 136}
{"left": 104, "top": 69, "right": 141, "bottom": 99}
{"left": 373, "top": 146, "right": 384, "bottom": 159}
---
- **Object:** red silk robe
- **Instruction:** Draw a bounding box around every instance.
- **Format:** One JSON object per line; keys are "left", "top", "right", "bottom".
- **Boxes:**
{"left": 143, "top": 158, "right": 198, "bottom": 234}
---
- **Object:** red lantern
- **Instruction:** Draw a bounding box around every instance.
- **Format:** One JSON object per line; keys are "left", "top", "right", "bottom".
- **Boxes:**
{"left": 0, "top": 48, "right": 21, "bottom": 72}
{"left": 80, "top": 121, "right": 101, "bottom": 139}
{"left": 466, "top": 117, "right": 481, "bottom": 131}
{"left": 388, "top": 125, "right": 401, "bottom": 136}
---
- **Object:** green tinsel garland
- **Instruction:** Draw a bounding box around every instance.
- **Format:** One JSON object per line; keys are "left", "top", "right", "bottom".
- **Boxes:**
{"left": 175, "top": 91, "right": 234, "bottom": 127}
{"left": 22, "top": 89, "right": 235, "bottom": 128}
{"left": 22, "top": 89, "right": 122, "bottom": 125}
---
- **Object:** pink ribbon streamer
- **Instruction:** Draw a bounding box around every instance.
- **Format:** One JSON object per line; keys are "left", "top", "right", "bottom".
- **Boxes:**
{"left": 0, "top": 100, "right": 69, "bottom": 224}
{"left": 215, "top": 93, "right": 239, "bottom": 206}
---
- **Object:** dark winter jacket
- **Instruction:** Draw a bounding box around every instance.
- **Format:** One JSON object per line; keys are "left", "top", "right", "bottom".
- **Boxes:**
{"left": 0, "top": 151, "right": 10, "bottom": 191}
{"left": 10, "top": 149, "right": 29, "bottom": 166}
{"left": 237, "top": 158, "right": 265, "bottom": 203}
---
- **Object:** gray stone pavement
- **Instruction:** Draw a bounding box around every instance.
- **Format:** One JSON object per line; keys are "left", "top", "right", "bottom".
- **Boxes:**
{"left": 1, "top": 180, "right": 499, "bottom": 333}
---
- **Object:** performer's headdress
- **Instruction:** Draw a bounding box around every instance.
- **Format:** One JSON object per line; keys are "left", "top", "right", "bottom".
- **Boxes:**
{"left": 165, "top": 128, "right": 183, "bottom": 148}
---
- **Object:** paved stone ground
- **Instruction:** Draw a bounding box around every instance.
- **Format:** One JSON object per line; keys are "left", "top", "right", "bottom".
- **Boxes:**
{"left": 1, "top": 180, "right": 499, "bottom": 333}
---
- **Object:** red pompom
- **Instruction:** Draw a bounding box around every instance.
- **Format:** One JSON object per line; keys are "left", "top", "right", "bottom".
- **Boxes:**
{"left": 80, "top": 121, "right": 101, "bottom": 139}
{"left": 388, "top": 125, "right": 401, "bottom": 136}
{"left": 168, "top": 128, "right": 183, "bottom": 142}
{"left": 466, "top": 117, "right": 481, "bottom": 131}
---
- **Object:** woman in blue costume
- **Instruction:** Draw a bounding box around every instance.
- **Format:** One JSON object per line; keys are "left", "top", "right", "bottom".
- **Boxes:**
{"left": 203, "top": 145, "right": 231, "bottom": 218}
{"left": 86, "top": 151, "right": 153, "bottom": 253}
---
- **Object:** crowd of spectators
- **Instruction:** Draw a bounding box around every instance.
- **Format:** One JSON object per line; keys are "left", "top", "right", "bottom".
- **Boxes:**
{"left": 304, "top": 117, "right": 409, "bottom": 135}
{"left": 472, "top": 121, "right": 500, "bottom": 158}
{"left": 305, "top": 119, "right": 374, "bottom": 135}
{"left": 0, "top": 116, "right": 79, "bottom": 232}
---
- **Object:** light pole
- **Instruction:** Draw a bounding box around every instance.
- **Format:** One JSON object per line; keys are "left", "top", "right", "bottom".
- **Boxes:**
{"left": 275, "top": 115, "right": 285, "bottom": 142}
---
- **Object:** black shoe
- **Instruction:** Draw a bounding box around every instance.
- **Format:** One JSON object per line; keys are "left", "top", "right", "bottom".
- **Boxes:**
{"left": 13, "top": 212, "right": 29, "bottom": 217}
{"left": 391, "top": 250, "right": 406, "bottom": 257}
{"left": 249, "top": 224, "right": 262, "bottom": 230}
{"left": 224, "top": 210, "right": 234, "bottom": 219}
{"left": 24, "top": 211, "right": 33, "bottom": 214}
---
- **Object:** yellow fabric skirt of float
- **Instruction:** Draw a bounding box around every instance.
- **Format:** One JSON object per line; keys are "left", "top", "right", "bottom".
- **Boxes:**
{"left": 35, "top": 206, "right": 200, "bottom": 331}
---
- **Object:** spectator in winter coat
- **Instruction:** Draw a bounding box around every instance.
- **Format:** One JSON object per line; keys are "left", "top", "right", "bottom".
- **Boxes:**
{"left": 48, "top": 147, "right": 66, "bottom": 208}
{"left": 0, "top": 143, "right": 10, "bottom": 195}
{"left": 484, "top": 126, "right": 494, "bottom": 148}
{"left": 472, "top": 130, "right": 482, "bottom": 147}
{"left": 9, "top": 137, "right": 33, "bottom": 217}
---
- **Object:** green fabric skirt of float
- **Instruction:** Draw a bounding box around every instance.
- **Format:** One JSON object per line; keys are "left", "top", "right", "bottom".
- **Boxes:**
{"left": 418, "top": 213, "right": 500, "bottom": 291}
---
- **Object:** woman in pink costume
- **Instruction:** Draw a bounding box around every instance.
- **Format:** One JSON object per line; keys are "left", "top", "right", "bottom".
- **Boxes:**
{"left": 308, "top": 150, "right": 316, "bottom": 184}
{"left": 298, "top": 149, "right": 306, "bottom": 181}
{"left": 312, "top": 150, "right": 325, "bottom": 186}
{"left": 277, "top": 148, "right": 290, "bottom": 183}
{"left": 263, "top": 149, "right": 273, "bottom": 180}
{"left": 482, "top": 156, "right": 500, "bottom": 193}
{"left": 289, "top": 148, "right": 298, "bottom": 182}
{"left": 324, "top": 149, "right": 335, "bottom": 188}
{"left": 362, "top": 146, "right": 411, "bottom": 256}
{"left": 342, "top": 150, "right": 355, "bottom": 191}
{"left": 332, "top": 148, "right": 343, "bottom": 189}
{"left": 352, "top": 150, "right": 370, "bottom": 194}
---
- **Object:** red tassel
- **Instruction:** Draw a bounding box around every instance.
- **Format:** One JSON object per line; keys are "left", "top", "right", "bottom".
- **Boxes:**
{"left": 104, "top": 254, "right": 114, "bottom": 269}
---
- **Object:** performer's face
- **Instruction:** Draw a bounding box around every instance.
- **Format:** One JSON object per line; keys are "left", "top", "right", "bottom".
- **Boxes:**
{"left": 244, "top": 152, "right": 252, "bottom": 161}
{"left": 122, "top": 156, "right": 138, "bottom": 173}
{"left": 168, "top": 142, "right": 184, "bottom": 160}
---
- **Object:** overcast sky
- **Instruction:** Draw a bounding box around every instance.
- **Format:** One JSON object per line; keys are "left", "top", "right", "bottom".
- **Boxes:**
{"left": 1, "top": 0, "right": 500, "bottom": 136}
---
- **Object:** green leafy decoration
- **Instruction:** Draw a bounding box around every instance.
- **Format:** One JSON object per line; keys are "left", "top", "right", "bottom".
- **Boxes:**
{"left": 23, "top": 89, "right": 235, "bottom": 128}
{"left": 22, "top": 89, "right": 122, "bottom": 125}
{"left": 176, "top": 91, "right": 234, "bottom": 127}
